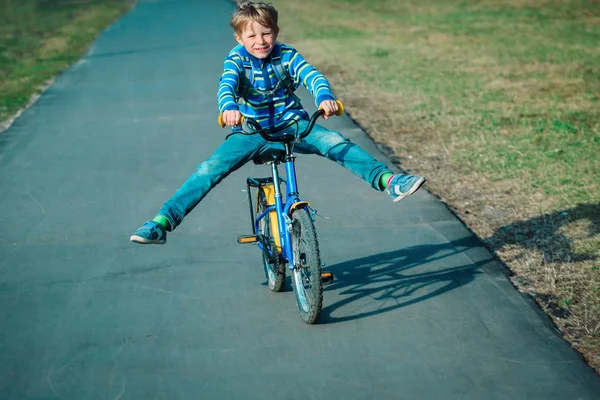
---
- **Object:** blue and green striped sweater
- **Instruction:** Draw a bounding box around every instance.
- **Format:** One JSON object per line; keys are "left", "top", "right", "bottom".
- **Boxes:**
{"left": 217, "top": 43, "right": 336, "bottom": 130}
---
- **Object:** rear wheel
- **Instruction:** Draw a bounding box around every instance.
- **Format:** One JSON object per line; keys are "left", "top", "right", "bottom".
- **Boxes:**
{"left": 290, "top": 208, "right": 323, "bottom": 324}
{"left": 257, "top": 186, "right": 286, "bottom": 292}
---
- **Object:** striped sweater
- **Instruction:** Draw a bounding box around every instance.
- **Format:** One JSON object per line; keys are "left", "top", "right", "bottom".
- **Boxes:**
{"left": 217, "top": 43, "right": 336, "bottom": 130}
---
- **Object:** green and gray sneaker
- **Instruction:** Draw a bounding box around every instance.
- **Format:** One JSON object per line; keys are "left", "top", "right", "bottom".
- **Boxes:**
{"left": 130, "top": 220, "right": 167, "bottom": 244}
{"left": 387, "top": 174, "right": 426, "bottom": 203}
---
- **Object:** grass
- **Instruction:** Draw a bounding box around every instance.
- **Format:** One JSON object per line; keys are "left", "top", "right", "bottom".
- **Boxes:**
{"left": 0, "top": 0, "right": 133, "bottom": 126}
{"left": 273, "top": 0, "right": 600, "bottom": 371}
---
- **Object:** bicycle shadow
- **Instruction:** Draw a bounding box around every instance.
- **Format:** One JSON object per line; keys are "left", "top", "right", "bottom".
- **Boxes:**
{"left": 314, "top": 204, "right": 598, "bottom": 324}
{"left": 319, "top": 236, "right": 485, "bottom": 324}
{"left": 485, "top": 203, "right": 599, "bottom": 264}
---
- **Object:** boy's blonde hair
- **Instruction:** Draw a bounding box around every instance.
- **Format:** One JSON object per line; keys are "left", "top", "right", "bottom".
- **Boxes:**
{"left": 230, "top": 1, "right": 279, "bottom": 36}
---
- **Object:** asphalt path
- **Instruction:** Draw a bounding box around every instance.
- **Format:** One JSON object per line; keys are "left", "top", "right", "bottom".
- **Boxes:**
{"left": 1, "top": 0, "right": 599, "bottom": 399}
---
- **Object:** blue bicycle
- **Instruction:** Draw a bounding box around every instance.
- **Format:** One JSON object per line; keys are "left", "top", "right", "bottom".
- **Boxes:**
{"left": 219, "top": 101, "right": 343, "bottom": 324}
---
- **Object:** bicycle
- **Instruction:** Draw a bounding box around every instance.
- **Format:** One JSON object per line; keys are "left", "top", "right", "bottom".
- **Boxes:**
{"left": 218, "top": 101, "right": 344, "bottom": 324}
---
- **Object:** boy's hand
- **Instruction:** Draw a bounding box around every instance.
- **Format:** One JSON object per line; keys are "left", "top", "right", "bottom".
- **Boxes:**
{"left": 222, "top": 110, "right": 243, "bottom": 126}
{"left": 318, "top": 100, "right": 339, "bottom": 120}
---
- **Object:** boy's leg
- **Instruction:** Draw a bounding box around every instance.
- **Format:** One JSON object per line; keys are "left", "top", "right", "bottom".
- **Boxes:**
{"left": 296, "top": 122, "right": 425, "bottom": 199}
{"left": 159, "top": 133, "right": 268, "bottom": 229}
{"left": 131, "top": 133, "right": 267, "bottom": 244}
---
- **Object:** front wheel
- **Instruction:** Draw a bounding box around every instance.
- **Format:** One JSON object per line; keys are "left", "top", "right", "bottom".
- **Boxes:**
{"left": 290, "top": 208, "right": 323, "bottom": 324}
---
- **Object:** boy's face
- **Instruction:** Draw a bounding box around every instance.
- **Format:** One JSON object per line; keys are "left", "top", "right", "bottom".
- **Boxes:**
{"left": 235, "top": 21, "right": 278, "bottom": 59}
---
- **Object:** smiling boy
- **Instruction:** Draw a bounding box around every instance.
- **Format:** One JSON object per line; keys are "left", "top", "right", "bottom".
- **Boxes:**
{"left": 130, "top": 1, "right": 425, "bottom": 244}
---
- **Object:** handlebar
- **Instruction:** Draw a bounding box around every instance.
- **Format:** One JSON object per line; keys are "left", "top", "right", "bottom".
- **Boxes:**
{"left": 218, "top": 100, "right": 344, "bottom": 143}
{"left": 217, "top": 113, "right": 245, "bottom": 129}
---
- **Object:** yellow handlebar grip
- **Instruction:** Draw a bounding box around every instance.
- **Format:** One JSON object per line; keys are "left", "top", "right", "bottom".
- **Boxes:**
{"left": 319, "top": 100, "right": 345, "bottom": 116}
{"left": 335, "top": 100, "right": 344, "bottom": 116}
{"left": 218, "top": 114, "right": 244, "bottom": 128}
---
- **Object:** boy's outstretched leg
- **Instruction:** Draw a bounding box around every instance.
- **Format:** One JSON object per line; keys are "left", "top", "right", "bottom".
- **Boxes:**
{"left": 297, "top": 122, "right": 426, "bottom": 202}
{"left": 129, "top": 132, "right": 267, "bottom": 245}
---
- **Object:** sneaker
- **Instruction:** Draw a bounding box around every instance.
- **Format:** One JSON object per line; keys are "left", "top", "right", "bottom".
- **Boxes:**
{"left": 387, "top": 174, "right": 426, "bottom": 203}
{"left": 130, "top": 220, "right": 167, "bottom": 244}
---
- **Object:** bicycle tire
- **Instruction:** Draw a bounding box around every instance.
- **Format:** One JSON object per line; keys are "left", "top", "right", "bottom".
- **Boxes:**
{"left": 290, "top": 208, "right": 323, "bottom": 324}
{"left": 257, "top": 186, "right": 286, "bottom": 292}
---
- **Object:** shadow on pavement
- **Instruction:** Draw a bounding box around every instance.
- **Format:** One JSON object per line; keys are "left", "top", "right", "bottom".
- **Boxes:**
{"left": 320, "top": 237, "right": 484, "bottom": 323}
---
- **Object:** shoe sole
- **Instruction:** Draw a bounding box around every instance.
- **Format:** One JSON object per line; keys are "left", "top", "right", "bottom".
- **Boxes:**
{"left": 130, "top": 235, "right": 166, "bottom": 244}
{"left": 393, "top": 177, "right": 426, "bottom": 203}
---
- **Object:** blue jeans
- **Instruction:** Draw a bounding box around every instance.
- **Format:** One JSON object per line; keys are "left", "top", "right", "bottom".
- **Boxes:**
{"left": 158, "top": 120, "right": 392, "bottom": 230}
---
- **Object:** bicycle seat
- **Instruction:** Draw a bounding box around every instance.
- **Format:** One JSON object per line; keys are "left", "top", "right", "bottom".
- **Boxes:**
{"left": 253, "top": 148, "right": 286, "bottom": 165}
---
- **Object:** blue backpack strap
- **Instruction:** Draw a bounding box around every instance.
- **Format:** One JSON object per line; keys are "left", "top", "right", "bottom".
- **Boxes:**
{"left": 270, "top": 54, "right": 301, "bottom": 104}
{"left": 237, "top": 53, "right": 253, "bottom": 102}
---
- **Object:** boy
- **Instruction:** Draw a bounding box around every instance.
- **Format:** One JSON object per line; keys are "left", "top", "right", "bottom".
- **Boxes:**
{"left": 131, "top": 1, "right": 425, "bottom": 244}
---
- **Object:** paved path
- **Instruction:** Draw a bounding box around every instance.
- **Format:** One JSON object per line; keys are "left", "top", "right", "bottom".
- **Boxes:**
{"left": 1, "top": 1, "right": 599, "bottom": 399}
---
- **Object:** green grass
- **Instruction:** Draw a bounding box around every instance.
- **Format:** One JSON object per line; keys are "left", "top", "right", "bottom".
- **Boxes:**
{"left": 277, "top": 0, "right": 600, "bottom": 209}
{"left": 0, "top": 0, "right": 133, "bottom": 124}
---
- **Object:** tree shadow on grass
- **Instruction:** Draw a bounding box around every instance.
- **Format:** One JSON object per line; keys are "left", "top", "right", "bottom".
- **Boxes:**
{"left": 319, "top": 236, "right": 486, "bottom": 324}
{"left": 482, "top": 203, "right": 599, "bottom": 321}
{"left": 485, "top": 203, "right": 599, "bottom": 264}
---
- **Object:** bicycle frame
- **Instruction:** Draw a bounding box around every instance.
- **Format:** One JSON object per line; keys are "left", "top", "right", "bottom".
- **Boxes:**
{"left": 224, "top": 100, "right": 343, "bottom": 272}
{"left": 253, "top": 143, "right": 306, "bottom": 271}
{"left": 223, "top": 101, "right": 342, "bottom": 322}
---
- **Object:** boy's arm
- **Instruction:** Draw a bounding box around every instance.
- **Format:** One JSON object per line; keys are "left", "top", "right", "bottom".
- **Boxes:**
{"left": 217, "top": 55, "right": 245, "bottom": 126}
{"left": 286, "top": 47, "right": 336, "bottom": 106}
{"left": 217, "top": 56, "right": 243, "bottom": 113}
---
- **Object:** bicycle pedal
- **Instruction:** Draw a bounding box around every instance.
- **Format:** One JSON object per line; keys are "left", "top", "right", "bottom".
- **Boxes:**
{"left": 321, "top": 272, "right": 334, "bottom": 285}
{"left": 237, "top": 235, "right": 258, "bottom": 244}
